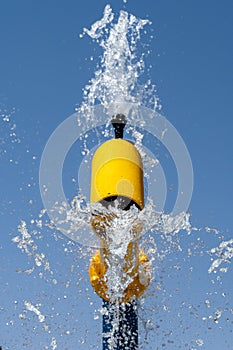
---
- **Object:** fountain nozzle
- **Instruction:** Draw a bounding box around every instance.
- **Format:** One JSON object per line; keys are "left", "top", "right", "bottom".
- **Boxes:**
{"left": 111, "top": 114, "right": 127, "bottom": 139}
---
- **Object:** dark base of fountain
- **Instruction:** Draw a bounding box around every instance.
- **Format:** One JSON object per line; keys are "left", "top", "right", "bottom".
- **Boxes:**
{"left": 102, "top": 299, "right": 138, "bottom": 349}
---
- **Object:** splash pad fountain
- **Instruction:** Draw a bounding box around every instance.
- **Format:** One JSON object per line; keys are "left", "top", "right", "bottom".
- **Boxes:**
{"left": 5, "top": 4, "right": 232, "bottom": 350}
{"left": 38, "top": 6, "right": 192, "bottom": 347}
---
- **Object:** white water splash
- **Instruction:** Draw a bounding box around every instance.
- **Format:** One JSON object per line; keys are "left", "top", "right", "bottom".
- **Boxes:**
{"left": 50, "top": 337, "right": 57, "bottom": 350}
{"left": 0, "top": 107, "right": 21, "bottom": 162}
{"left": 12, "top": 221, "right": 50, "bottom": 274}
{"left": 208, "top": 239, "right": 233, "bottom": 273}
{"left": 78, "top": 5, "right": 157, "bottom": 128}
{"left": 196, "top": 338, "right": 204, "bottom": 347}
{"left": 50, "top": 194, "right": 191, "bottom": 245}
{"left": 24, "top": 300, "right": 45, "bottom": 323}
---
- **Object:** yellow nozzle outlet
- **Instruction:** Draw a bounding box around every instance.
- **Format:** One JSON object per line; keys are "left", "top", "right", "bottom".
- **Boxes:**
{"left": 88, "top": 247, "right": 151, "bottom": 303}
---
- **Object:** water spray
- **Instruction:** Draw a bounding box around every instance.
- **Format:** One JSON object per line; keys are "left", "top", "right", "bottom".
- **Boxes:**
{"left": 89, "top": 114, "right": 150, "bottom": 349}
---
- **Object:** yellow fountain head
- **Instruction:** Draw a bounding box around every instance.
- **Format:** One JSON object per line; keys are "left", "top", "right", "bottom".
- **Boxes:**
{"left": 90, "top": 138, "right": 144, "bottom": 211}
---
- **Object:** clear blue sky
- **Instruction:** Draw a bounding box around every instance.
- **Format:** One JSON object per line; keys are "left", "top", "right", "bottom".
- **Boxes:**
{"left": 0, "top": 1, "right": 233, "bottom": 349}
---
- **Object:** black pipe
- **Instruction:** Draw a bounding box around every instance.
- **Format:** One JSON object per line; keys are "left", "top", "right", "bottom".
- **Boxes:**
{"left": 111, "top": 114, "right": 127, "bottom": 139}
{"left": 102, "top": 299, "right": 138, "bottom": 350}
{"left": 102, "top": 115, "right": 139, "bottom": 349}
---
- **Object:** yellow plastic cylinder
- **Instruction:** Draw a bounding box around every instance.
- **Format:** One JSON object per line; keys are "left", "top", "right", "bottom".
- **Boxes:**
{"left": 90, "top": 139, "right": 144, "bottom": 209}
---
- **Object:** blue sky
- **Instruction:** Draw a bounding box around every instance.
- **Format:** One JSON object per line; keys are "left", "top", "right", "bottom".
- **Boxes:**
{"left": 1, "top": 1, "right": 233, "bottom": 349}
